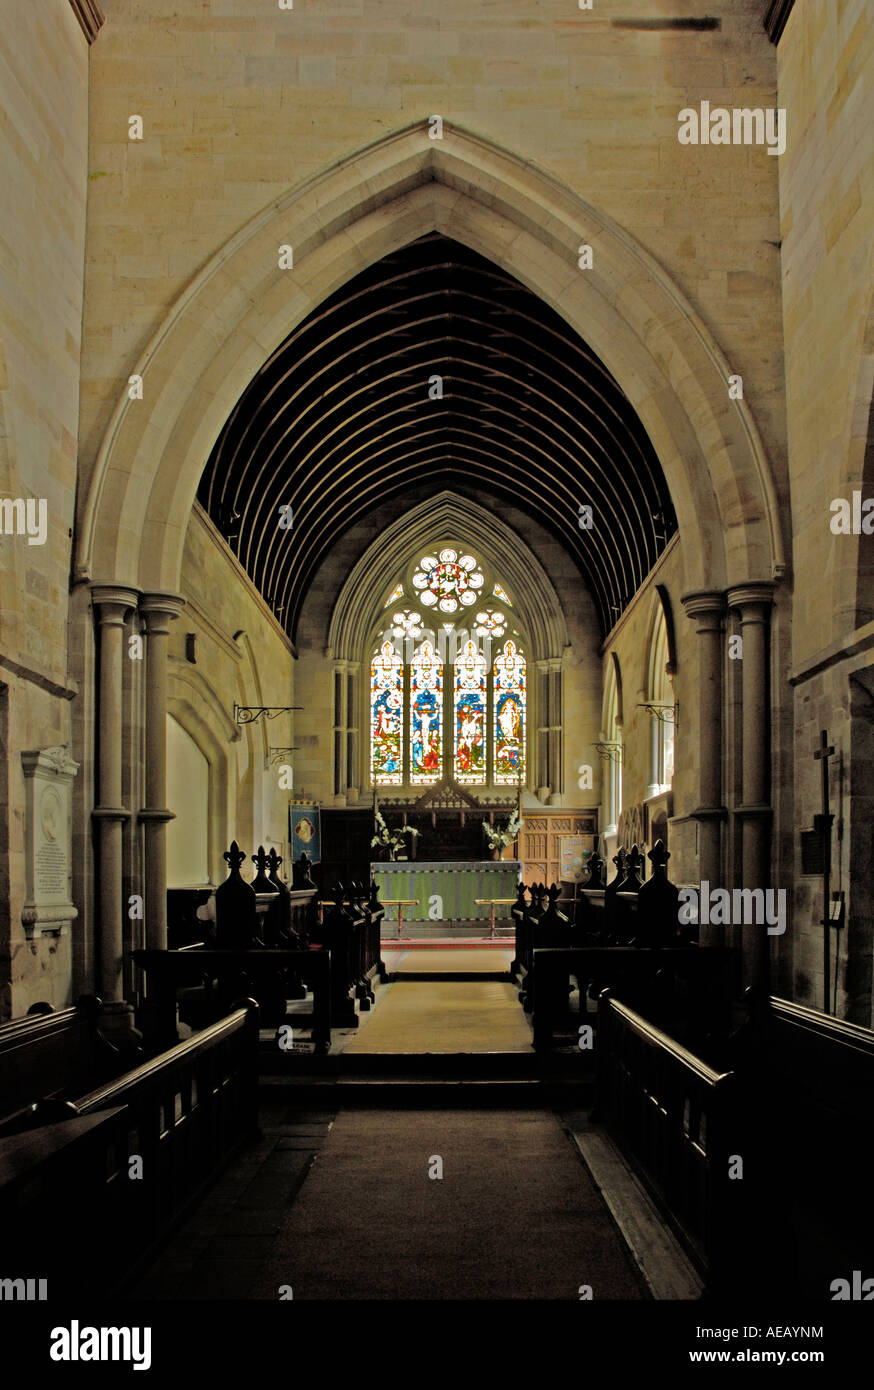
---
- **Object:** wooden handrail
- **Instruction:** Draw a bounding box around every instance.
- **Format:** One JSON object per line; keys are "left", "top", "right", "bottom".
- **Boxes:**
{"left": 769, "top": 994, "right": 874, "bottom": 1051}
{"left": 75, "top": 1007, "right": 251, "bottom": 1113}
{"left": 604, "top": 995, "right": 733, "bottom": 1087}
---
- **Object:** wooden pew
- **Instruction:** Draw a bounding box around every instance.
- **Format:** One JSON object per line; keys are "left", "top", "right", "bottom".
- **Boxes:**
{"left": 133, "top": 946, "right": 332, "bottom": 1053}
{"left": 135, "top": 841, "right": 331, "bottom": 1049}
{"left": 528, "top": 840, "right": 714, "bottom": 1048}
{"left": 511, "top": 882, "right": 575, "bottom": 1003}
{"left": 531, "top": 944, "right": 735, "bottom": 1050}
{"left": 518, "top": 884, "right": 577, "bottom": 1013}
{"left": 751, "top": 994, "right": 874, "bottom": 1297}
{"left": 0, "top": 1002, "right": 260, "bottom": 1297}
{"left": 595, "top": 989, "right": 749, "bottom": 1293}
{"left": 0, "top": 996, "right": 135, "bottom": 1137}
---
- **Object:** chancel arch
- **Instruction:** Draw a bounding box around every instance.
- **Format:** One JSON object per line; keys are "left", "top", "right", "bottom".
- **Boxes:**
{"left": 78, "top": 123, "right": 784, "bottom": 607}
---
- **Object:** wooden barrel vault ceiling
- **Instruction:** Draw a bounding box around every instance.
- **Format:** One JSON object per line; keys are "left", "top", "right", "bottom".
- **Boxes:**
{"left": 198, "top": 233, "right": 677, "bottom": 643}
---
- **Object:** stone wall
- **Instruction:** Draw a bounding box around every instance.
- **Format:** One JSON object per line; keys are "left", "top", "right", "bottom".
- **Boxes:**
{"left": 778, "top": 0, "right": 874, "bottom": 1020}
{"left": 173, "top": 506, "right": 297, "bottom": 878}
{"left": 0, "top": 4, "right": 89, "bottom": 1018}
{"left": 599, "top": 541, "right": 696, "bottom": 882}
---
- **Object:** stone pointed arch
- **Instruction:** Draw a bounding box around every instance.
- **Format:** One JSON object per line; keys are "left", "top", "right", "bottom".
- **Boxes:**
{"left": 847, "top": 260, "right": 874, "bottom": 628}
{"left": 329, "top": 492, "right": 568, "bottom": 665}
{"left": 78, "top": 121, "right": 785, "bottom": 598}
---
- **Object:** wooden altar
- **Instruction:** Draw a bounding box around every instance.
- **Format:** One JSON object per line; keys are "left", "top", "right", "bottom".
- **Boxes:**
{"left": 372, "top": 860, "right": 521, "bottom": 925}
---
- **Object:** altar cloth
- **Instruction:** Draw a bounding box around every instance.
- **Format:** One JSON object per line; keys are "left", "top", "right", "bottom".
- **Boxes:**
{"left": 371, "top": 860, "right": 521, "bottom": 923}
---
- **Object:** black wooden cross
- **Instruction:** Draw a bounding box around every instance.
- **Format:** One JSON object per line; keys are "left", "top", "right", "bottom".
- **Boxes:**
{"left": 813, "top": 729, "right": 835, "bottom": 1014}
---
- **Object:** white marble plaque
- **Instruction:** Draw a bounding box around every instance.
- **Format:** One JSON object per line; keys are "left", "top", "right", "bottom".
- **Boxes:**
{"left": 21, "top": 746, "right": 79, "bottom": 935}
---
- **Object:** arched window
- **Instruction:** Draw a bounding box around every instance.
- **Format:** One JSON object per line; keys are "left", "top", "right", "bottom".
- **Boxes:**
{"left": 410, "top": 639, "right": 443, "bottom": 784}
{"left": 370, "top": 550, "right": 527, "bottom": 787}
{"left": 602, "top": 663, "right": 622, "bottom": 837}
{"left": 166, "top": 714, "right": 209, "bottom": 886}
{"left": 494, "top": 640, "right": 526, "bottom": 784}
{"left": 646, "top": 607, "right": 675, "bottom": 797}
{"left": 370, "top": 640, "right": 403, "bottom": 785}
{"left": 454, "top": 639, "right": 487, "bottom": 784}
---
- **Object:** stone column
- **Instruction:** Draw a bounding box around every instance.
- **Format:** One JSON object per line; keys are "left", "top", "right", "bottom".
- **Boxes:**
{"left": 91, "top": 585, "right": 139, "bottom": 1042}
{"left": 139, "top": 593, "right": 185, "bottom": 951}
{"left": 681, "top": 591, "right": 726, "bottom": 946}
{"left": 727, "top": 582, "right": 776, "bottom": 990}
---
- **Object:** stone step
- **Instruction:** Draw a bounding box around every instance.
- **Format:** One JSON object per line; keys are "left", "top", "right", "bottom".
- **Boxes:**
{"left": 388, "top": 970, "right": 512, "bottom": 982}
{"left": 258, "top": 1047, "right": 588, "bottom": 1076}
{"left": 258, "top": 1073, "right": 596, "bottom": 1108}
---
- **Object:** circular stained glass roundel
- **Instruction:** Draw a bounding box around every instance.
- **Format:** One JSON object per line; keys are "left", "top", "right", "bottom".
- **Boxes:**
{"left": 412, "top": 548, "right": 485, "bottom": 616}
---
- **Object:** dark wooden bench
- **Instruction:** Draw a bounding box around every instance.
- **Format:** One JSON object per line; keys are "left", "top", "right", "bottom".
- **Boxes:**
{"left": 595, "top": 989, "right": 749, "bottom": 1294}
{"left": 133, "top": 946, "right": 332, "bottom": 1053}
{"left": 0, "top": 1001, "right": 260, "bottom": 1297}
{"left": 311, "top": 882, "right": 386, "bottom": 1027}
{"left": 0, "top": 997, "right": 134, "bottom": 1137}
{"left": 530, "top": 945, "right": 736, "bottom": 1051}
{"left": 755, "top": 995, "right": 874, "bottom": 1298}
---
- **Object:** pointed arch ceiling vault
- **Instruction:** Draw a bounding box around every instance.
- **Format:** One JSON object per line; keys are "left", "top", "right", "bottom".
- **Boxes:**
{"left": 78, "top": 124, "right": 785, "bottom": 616}
{"left": 198, "top": 233, "right": 676, "bottom": 642}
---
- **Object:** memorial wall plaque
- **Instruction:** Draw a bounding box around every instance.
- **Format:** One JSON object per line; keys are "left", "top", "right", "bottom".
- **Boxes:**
{"left": 21, "top": 745, "right": 80, "bottom": 936}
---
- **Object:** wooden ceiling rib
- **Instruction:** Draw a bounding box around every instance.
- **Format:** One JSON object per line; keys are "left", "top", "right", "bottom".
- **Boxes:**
{"left": 198, "top": 234, "right": 676, "bottom": 640}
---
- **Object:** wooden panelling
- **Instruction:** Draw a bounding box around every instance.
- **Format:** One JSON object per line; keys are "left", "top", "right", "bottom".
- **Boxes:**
{"left": 518, "top": 809, "right": 597, "bottom": 886}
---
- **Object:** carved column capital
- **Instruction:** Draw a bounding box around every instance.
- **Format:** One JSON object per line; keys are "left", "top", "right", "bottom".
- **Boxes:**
{"left": 91, "top": 584, "right": 139, "bottom": 626}
{"left": 726, "top": 581, "right": 777, "bottom": 616}
{"left": 680, "top": 589, "right": 726, "bottom": 626}
{"left": 139, "top": 592, "right": 186, "bottom": 634}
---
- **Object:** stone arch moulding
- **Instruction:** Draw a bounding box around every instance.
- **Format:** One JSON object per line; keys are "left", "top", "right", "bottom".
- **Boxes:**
{"left": 165, "top": 670, "right": 236, "bottom": 884}
{"left": 848, "top": 258, "right": 874, "bottom": 629}
{"left": 77, "top": 121, "right": 786, "bottom": 600}
{"left": 328, "top": 491, "right": 569, "bottom": 665}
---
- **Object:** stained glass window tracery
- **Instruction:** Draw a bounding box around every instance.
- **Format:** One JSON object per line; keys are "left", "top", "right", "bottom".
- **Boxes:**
{"left": 474, "top": 609, "right": 507, "bottom": 639}
{"left": 493, "top": 639, "right": 526, "bottom": 784}
{"left": 409, "top": 639, "right": 442, "bottom": 784}
{"left": 390, "top": 609, "right": 424, "bottom": 640}
{"left": 412, "top": 547, "right": 485, "bottom": 613}
{"left": 454, "top": 640, "right": 487, "bottom": 785}
{"left": 370, "top": 640, "right": 403, "bottom": 785}
{"left": 369, "top": 556, "right": 527, "bottom": 788}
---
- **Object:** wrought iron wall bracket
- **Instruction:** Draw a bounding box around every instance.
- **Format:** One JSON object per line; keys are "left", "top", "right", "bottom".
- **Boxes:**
{"left": 637, "top": 701, "right": 678, "bottom": 726}
{"left": 233, "top": 704, "right": 302, "bottom": 725}
{"left": 268, "top": 747, "right": 299, "bottom": 764}
{"left": 594, "top": 741, "right": 623, "bottom": 764}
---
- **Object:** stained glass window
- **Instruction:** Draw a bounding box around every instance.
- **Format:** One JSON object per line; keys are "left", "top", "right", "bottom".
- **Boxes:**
{"left": 454, "top": 640, "right": 487, "bottom": 785}
{"left": 474, "top": 609, "right": 506, "bottom": 639}
{"left": 412, "top": 548, "right": 485, "bottom": 613}
{"left": 370, "top": 640, "right": 403, "bottom": 785}
{"left": 390, "top": 609, "right": 424, "bottom": 640}
{"left": 409, "top": 639, "right": 442, "bottom": 784}
{"left": 494, "top": 639, "right": 526, "bottom": 784}
{"left": 367, "top": 555, "right": 528, "bottom": 789}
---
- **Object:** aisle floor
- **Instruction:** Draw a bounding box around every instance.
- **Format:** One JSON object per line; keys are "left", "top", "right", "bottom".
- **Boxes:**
{"left": 130, "top": 1101, "right": 649, "bottom": 1301}
{"left": 343, "top": 972, "right": 532, "bottom": 1054}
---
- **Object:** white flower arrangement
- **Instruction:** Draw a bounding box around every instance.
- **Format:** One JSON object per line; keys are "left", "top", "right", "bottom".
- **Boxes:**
{"left": 483, "top": 807, "right": 523, "bottom": 851}
{"left": 371, "top": 808, "right": 420, "bottom": 861}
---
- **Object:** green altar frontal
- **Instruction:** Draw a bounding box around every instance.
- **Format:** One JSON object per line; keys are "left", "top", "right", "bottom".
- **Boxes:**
{"left": 372, "top": 860, "right": 521, "bottom": 924}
